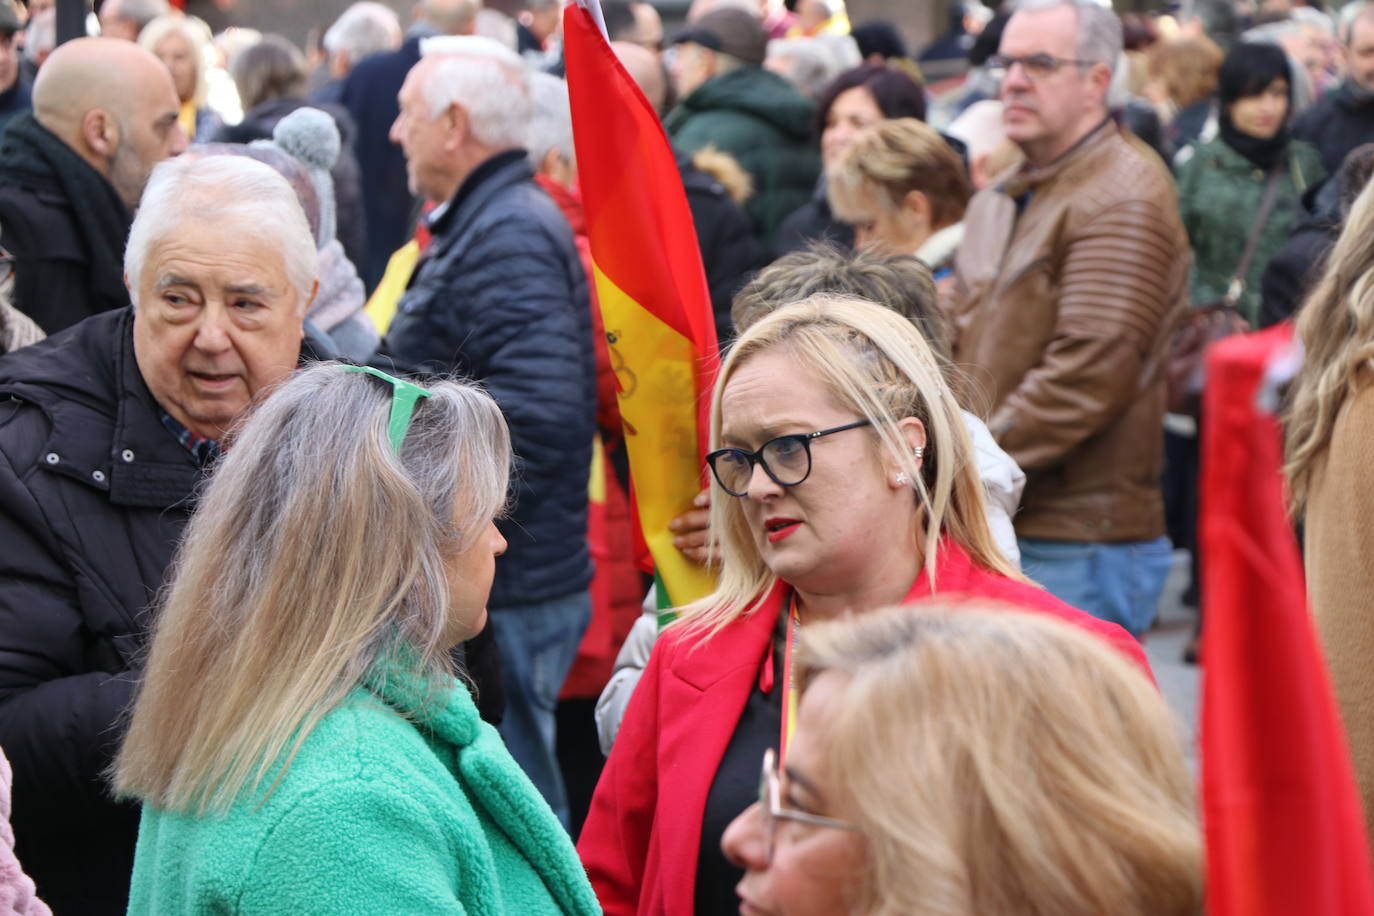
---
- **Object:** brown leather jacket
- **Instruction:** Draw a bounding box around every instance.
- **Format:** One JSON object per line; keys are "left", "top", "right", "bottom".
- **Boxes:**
{"left": 950, "top": 119, "right": 1189, "bottom": 543}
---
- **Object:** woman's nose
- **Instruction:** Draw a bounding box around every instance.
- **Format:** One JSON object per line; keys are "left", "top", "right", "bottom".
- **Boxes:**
{"left": 745, "top": 461, "right": 783, "bottom": 501}
{"left": 722, "top": 801, "right": 769, "bottom": 870}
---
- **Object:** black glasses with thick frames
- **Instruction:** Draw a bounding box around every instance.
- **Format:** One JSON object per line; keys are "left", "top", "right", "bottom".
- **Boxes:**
{"left": 706, "top": 419, "right": 871, "bottom": 498}
{"left": 758, "top": 748, "right": 858, "bottom": 861}
{"left": 986, "top": 53, "right": 1100, "bottom": 81}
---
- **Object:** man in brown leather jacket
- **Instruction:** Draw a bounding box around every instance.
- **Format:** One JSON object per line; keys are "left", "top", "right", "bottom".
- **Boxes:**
{"left": 949, "top": 0, "right": 1189, "bottom": 637}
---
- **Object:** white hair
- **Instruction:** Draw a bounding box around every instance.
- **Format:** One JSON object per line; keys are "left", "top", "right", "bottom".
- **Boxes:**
{"left": 1292, "top": 6, "right": 1335, "bottom": 37}
{"left": 418, "top": 37, "right": 532, "bottom": 150}
{"left": 1014, "top": 0, "right": 1123, "bottom": 76}
{"left": 125, "top": 156, "right": 319, "bottom": 312}
{"left": 945, "top": 100, "right": 1006, "bottom": 160}
{"left": 526, "top": 71, "right": 575, "bottom": 170}
{"left": 1341, "top": 1, "right": 1374, "bottom": 44}
{"left": 323, "top": 1, "right": 402, "bottom": 63}
{"left": 474, "top": 8, "right": 519, "bottom": 49}
{"left": 765, "top": 36, "right": 860, "bottom": 97}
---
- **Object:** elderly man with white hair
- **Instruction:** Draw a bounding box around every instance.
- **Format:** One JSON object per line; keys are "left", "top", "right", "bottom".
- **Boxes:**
{"left": 313, "top": 1, "right": 403, "bottom": 105}
{"left": 0, "top": 154, "right": 314, "bottom": 913}
{"left": 384, "top": 35, "right": 596, "bottom": 829}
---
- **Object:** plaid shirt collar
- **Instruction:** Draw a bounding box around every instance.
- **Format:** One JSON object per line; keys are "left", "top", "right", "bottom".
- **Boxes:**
{"left": 159, "top": 411, "right": 221, "bottom": 466}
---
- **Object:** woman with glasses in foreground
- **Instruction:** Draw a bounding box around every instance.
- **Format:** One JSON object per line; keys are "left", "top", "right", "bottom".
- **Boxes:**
{"left": 113, "top": 363, "right": 600, "bottom": 915}
{"left": 578, "top": 295, "right": 1152, "bottom": 916}
{"left": 722, "top": 603, "right": 1201, "bottom": 916}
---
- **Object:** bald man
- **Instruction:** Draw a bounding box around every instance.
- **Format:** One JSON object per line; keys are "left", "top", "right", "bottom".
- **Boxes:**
{"left": 0, "top": 37, "right": 186, "bottom": 333}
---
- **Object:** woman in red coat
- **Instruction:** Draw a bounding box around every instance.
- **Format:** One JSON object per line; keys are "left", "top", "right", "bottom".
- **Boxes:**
{"left": 576, "top": 295, "right": 1150, "bottom": 916}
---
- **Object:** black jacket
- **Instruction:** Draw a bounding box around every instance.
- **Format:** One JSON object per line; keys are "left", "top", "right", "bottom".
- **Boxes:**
{"left": 0, "top": 114, "right": 132, "bottom": 334}
{"left": 340, "top": 34, "right": 424, "bottom": 289}
{"left": 1258, "top": 179, "right": 1342, "bottom": 328}
{"left": 384, "top": 152, "right": 596, "bottom": 609}
{"left": 679, "top": 156, "right": 769, "bottom": 345}
{"left": 0, "top": 309, "right": 505, "bottom": 912}
{"left": 1294, "top": 79, "right": 1374, "bottom": 177}
{"left": 0, "top": 309, "right": 191, "bottom": 912}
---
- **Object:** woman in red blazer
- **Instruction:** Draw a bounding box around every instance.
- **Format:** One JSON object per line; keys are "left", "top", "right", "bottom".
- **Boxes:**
{"left": 576, "top": 296, "right": 1151, "bottom": 916}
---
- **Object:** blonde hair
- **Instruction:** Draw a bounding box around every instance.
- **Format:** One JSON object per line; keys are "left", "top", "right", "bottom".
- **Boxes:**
{"left": 677, "top": 296, "right": 1022, "bottom": 636}
{"left": 797, "top": 603, "right": 1203, "bottom": 916}
{"left": 138, "top": 13, "right": 213, "bottom": 108}
{"left": 827, "top": 118, "right": 973, "bottom": 231}
{"left": 1147, "top": 35, "right": 1223, "bottom": 108}
{"left": 1286, "top": 174, "right": 1374, "bottom": 515}
{"left": 113, "top": 363, "right": 511, "bottom": 815}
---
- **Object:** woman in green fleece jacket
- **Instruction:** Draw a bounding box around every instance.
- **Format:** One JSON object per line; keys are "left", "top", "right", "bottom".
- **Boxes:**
{"left": 113, "top": 362, "right": 600, "bottom": 915}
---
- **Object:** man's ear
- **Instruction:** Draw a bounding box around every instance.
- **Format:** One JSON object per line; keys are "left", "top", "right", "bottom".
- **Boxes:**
{"left": 443, "top": 102, "right": 469, "bottom": 151}
{"left": 702, "top": 46, "right": 720, "bottom": 78}
{"left": 1090, "top": 61, "right": 1114, "bottom": 106}
{"left": 82, "top": 108, "right": 119, "bottom": 160}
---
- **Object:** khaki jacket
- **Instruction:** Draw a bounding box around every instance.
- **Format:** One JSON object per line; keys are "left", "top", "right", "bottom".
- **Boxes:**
{"left": 950, "top": 120, "right": 1189, "bottom": 543}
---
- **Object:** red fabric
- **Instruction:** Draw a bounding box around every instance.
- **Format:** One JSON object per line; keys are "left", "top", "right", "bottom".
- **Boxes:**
{"left": 1200, "top": 324, "right": 1374, "bottom": 915}
{"left": 564, "top": 1, "right": 718, "bottom": 454}
{"left": 533, "top": 174, "right": 644, "bottom": 698}
{"left": 576, "top": 541, "right": 1150, "bottom": 915}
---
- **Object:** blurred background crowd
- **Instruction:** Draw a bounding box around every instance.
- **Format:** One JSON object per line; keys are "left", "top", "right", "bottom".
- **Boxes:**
{"left": 0, "top": 0, "right": 1372, "bottom": 911}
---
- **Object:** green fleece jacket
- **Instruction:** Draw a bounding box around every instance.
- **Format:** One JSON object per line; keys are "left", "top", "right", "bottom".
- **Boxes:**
{"left": 126, "top": 670, "right": 600, "bottom": 915}
{"left": 665, "top": 66, "right": 820, "bottom": 240}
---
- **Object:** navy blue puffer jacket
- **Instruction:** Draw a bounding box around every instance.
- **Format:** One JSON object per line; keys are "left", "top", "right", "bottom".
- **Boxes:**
{"left": 385, "top": 152, "right": 596, "bottom": 609}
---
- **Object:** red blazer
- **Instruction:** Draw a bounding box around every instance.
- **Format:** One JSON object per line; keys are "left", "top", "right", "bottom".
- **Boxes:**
{"left": 576, "top": 540, "right": 1151, "bottom": 915}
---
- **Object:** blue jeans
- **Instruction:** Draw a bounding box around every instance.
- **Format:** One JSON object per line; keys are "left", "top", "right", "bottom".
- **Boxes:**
{"left": 488, "top": 591, "right": 591, "bottom": 829}
{"left": 1018, "top": 536, "right": 1173, "bottom": 637}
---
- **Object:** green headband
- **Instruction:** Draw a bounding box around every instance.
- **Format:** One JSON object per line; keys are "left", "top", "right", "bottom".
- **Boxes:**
{"left": 339, "top": 364, "right": 433, "bottom": 454}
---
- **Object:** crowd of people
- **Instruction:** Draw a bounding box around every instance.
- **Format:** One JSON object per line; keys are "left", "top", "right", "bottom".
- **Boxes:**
{"left": 0, "top": 0, "right": 1369, "bottom": 911}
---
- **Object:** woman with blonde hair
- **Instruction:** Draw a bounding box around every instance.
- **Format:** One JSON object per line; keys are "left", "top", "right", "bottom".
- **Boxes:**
{"left": 826, "top": 117, "right": 973, "bottom": 278}
{"left": 722, "top": 603, "right": 1202, "bottom": 916}
{"left": 578, "top": 295, "right": 1150, "bottom": 916}
{"left": 114, "top": 363, "right": 600, "bottom": 914}
{"left": 139, "top": 14, "right": 220, "bottom": 142}
{"left": 1285, "top": 174, "right": 1374, "bottom": 848}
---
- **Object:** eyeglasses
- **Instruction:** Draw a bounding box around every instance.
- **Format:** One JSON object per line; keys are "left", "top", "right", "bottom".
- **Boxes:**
{"left": 705, "top": 419, "right": 870, "bottom": 498}
{"left": 986, "top": 53, "right": 1101, "bottom": 80}
{"left": 758, "top": 748, "right": 858, "bottom": 861}
{"left": 338, "top": 364, "right": 432, "bottom": 454}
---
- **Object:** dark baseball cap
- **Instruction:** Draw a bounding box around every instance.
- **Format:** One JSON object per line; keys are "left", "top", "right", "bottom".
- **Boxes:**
{"left": 670, "top": 8, "right": 767, "bottom": 66}
{"left": 0, "top": 3, "right": 21, "bottom": 36}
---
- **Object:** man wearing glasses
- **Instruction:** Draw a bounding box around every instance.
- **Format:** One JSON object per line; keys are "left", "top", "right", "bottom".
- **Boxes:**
{"left": 948, "top": 0, "right": 1190, "bottom": 639}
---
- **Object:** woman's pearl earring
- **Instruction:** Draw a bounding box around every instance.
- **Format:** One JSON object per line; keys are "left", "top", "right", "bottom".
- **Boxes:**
{"left": 895, "top": 472, "right": 912, "bottom": 486}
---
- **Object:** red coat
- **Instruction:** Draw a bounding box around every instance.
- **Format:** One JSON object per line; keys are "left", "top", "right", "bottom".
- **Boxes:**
{"left": 577, "top": 541, "right": 1151, "bottom": 915}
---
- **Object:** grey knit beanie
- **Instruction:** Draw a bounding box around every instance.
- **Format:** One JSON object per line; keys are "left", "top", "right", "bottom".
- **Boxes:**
{"left": 253, "top": 107, "right": 340, "bottom": 245}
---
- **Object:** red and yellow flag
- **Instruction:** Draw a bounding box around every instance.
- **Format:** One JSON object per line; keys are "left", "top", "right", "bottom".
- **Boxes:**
{"left": 563, "top": 0, "right": 720, "bottom": 608}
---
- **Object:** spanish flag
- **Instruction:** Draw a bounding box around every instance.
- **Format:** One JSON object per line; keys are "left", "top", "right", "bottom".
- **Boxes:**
{"left": 563, "top": 0, "right": 720, "bottom": 608}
